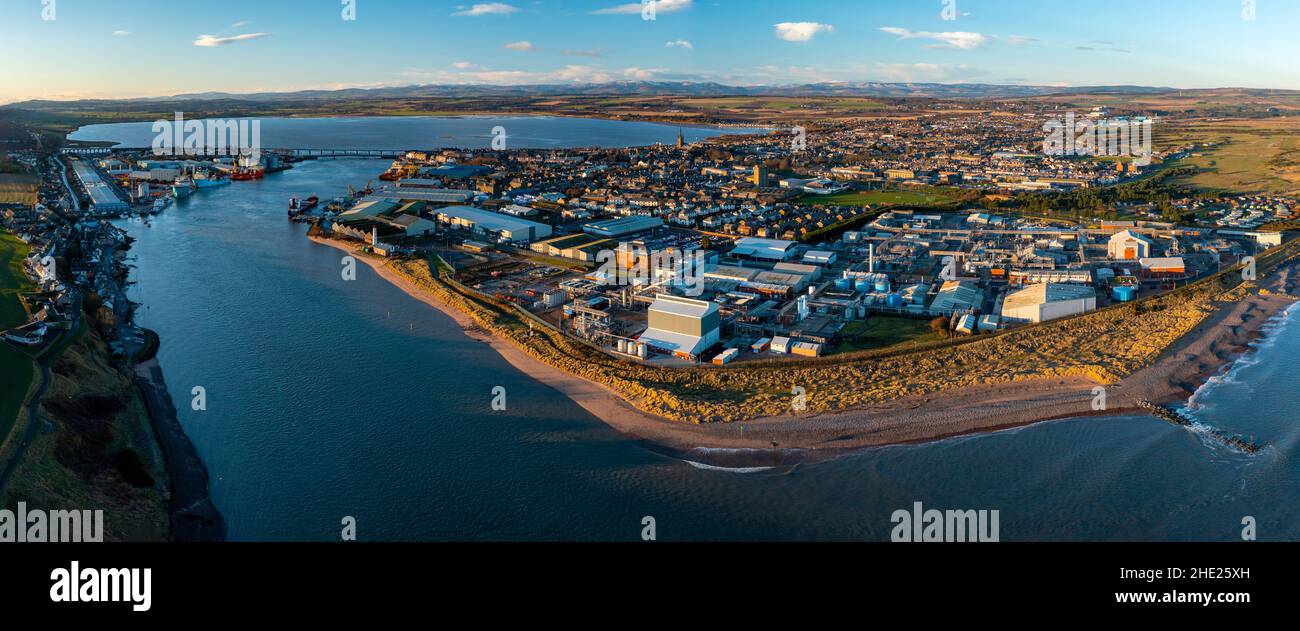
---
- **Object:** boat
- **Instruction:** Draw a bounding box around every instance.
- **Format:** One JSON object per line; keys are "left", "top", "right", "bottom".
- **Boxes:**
{"left": 231, "top": 167, "right": 264, "bottom": 181}
{"left": 289, "top": 195, "right": 320, "bottom": 217}
{"left": 194, "top": 173, "right": 230, "bottom": 188}
{"left": 171, "top": 178, "right": 196, "bottom": 198}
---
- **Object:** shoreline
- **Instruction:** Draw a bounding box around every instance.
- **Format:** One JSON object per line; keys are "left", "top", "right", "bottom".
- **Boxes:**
{"left": 310, "top": 235, "right": 1299, "bottom": 466}
{"left": 66, "top": 114, "right": 771, "bottom": 149}
{"left": 133, "top": 356, "right": 227, "bottom": 541}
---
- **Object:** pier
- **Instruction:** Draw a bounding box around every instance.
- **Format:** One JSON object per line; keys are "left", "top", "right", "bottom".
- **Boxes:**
{"left": 1138, "top": 400, "right": 1263, "bottom": 453}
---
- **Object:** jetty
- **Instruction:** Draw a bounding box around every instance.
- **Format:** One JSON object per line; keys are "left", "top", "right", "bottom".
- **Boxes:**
{"left": 1137, "top": 400, "right": 1263, "bottom": 453}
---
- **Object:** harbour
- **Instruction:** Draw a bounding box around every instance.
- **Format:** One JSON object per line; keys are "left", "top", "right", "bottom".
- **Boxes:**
{"left": 115, "top": 157, "right": 1300, "bottom": 541}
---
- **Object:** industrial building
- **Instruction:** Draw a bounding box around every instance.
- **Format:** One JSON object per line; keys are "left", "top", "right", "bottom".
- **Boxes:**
{"left": 1001, "top": 283, "right": 1098, "bottom": 324}
{"left": 1138, "top": 257, "right": 1187, "bottom": 277}
{"left": 730, "top": 237, "right": 798, "bottom": 262}
{"left": 530, "top": 233, "right": 618, "bottom": 262}
{"left": 433, "top": 205, "right": 553, "bottom": 243}
{"left": 70, "top": 160, "right": 130, "bottom": 215}
{"left": 929, "top": 281, "right": 985, "bottom": 315}
{"left": 583, "top": 216, "right": 664, "bottom": 238}
{"left": 638, "top": 294, "right": 721, "bottom": 360}
{"left": 1108, "top": 230, "right": 1155, "bottom": 260}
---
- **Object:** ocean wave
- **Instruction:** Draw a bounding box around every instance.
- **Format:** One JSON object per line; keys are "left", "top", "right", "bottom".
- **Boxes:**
{"left": 683, "top": 461, "right": 776, "bottom": 474}
{"left": 1187, "top": 301, "right": 1300, "bottom": 410}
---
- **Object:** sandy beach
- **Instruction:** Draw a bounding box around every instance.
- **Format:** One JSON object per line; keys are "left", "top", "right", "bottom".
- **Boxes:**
{"left": 311, "top": 235, "right": 1299, "bottom": 464}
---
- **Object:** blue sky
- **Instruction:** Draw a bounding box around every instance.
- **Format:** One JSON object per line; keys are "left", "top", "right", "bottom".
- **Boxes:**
{"left": 1, "top": 0, "right": 1297, "bottom": 103}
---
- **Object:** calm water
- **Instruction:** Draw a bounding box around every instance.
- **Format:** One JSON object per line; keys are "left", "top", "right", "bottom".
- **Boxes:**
{"left": 69, "top": 116, "right": 765, "bottom": 150}
{"left": 117, "top": 158, "right": 1300, "bottom": 541}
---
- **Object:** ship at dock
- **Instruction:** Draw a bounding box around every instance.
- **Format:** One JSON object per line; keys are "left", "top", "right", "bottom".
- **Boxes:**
{"left": 194, "top": 172, "right": 231, "bottom": 188}
{"left": 171, "top": 178, "right": 196, "bottom": 198}
{"left": 288, "top": 195, "right": 319, "bottom": 217}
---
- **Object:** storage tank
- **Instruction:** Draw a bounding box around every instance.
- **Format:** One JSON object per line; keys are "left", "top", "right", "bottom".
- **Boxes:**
{"left": 855, "top": 279, "right": 872, "bottom": 292}
{"left": 886, "top": 293, "right": 906, "bottom": 308}
{"left": 637, "top": 343, "right": 648, "bottom": 359}
{"left": 835, "top": 277, "right": 852, "bottom": 290}
{"left": 1112, "top": 285, "right": 1137, "bottom": 302}
{"left": 617, "top": 339, "right": 628, "bottom": 354}
{"left": 874, "top": 278, "right": 891, "bottom": 293}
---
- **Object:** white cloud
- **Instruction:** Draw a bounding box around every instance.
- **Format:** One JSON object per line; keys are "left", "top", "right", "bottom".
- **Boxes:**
{"left": 452, "top": 62, "right": 476, "bottom": 69}
{"left": 622, "top": 67, "right": 658, "bottom": 80}
{"left": 112, "top": 30, "right": 132, "bottom": 36}
{"left": 1006, "top": 35, "right": 1042, "bottom": 47}
{"left": 665, "top": 40, "right": 693, "bottom": 49}
{"left": 231, "top": 21, "right": 250, "bottom": 28}
{"left": 879, "top": 27, "right": 988, "bottom": 50}
{"left": 591, "top": 0, "right": 692, "bottom": 15}
{"left": 503, "top": 41, "right": 535, "bottom": 51}
{"left": 453, "top": 3, "right": 519, "bottom": 17}
{"left": 774, "top": 22, "right": 834, "bottom": 42}
{"left": 193, "top": 33, "right": 271, "bottom": 47}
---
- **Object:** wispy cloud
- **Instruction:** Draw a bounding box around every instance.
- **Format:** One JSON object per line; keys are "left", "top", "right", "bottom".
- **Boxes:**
{"left": 774, "top": 22, "right": 834, "bottom": 42}
{"left": 1075, "top": 41, "right": 1132, "bottom": 53}
{"left": 193, "top": 33, "right": 271, "bottom": 47}
{"left": 452, "top": 3, "right": 519, "bottom": 17}
{"left": 880, "top": 26, "right": 988, "bottom": 50}
{"left": 504, "top": 41, "right": 535, "bottom": 51}
{"left": 591, "top": 0, "right": 692, "bottom": 15}
{"left": 665, "top": 40, "right": 693, "bottom": 49}
{"left": 112, "top": 30, "right": 132, "bottom": 36}
{"left": 1006, "top": 35, "right": 1042, "bottom": 47}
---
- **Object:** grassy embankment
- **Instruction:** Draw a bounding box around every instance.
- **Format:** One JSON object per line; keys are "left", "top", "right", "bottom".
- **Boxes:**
{"left": 383, "top": 234, "right": 1300, "bottom": 424}
{"left": 0, "top": 232, "right": 34, "bottom": 440}
{"left": 1, "top": 326, "right": 170, "bottom": 541}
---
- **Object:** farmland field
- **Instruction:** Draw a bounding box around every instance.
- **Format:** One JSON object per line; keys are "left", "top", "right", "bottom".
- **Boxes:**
{"left": 0, "top": 173, "right": 40, "bottom": 206}
{"left": 1160, "top": 118, "right": 1300, "bottom": 194}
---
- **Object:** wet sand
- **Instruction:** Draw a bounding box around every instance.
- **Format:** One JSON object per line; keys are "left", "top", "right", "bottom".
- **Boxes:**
{"left": 311, "top": 235, "right": 1299, "bottom": 463}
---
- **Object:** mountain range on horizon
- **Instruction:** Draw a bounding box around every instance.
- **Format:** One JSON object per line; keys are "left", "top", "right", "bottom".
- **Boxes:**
{"left": 8, "top": 80, "right": 1296, "bottom": 110}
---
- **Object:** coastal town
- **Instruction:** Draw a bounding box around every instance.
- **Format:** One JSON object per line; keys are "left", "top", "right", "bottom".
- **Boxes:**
{"left": 5, "top": 104, "right": 1298, "bottom": 374}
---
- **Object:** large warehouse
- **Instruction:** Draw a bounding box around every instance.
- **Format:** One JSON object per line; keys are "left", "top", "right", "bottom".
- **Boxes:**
{"left": 1001, "top": 283, "right": 1098, "bottom": 324}
{"left": 638, "top": 295, "right": 721, "bottom": 360}
{"left": 433, "top": 205, "right": 553, "bottom": 243}
{"left": 1108, "top": 230, "right": 1154, "bottom": 261}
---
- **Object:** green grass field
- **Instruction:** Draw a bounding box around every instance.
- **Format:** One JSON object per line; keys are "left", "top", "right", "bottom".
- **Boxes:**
{"left": 0, "top": 232, "right": 35, "bottom": 444}
{"left": 1, "top": 232, "right": 33, "bottom": 329}
{"left": 0, "top": 344, "right": 34, "bottom": 442}
{"left": 803, "top": 189, "right": 963, "bottom": 208}
{"left": 831, "top": 316, "right": 943, "bottom": 354}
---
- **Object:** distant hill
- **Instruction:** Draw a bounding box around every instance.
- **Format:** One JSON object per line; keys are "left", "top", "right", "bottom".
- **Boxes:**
{"left": 2, "top": 81, "right": 1232, "bottom": 111}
